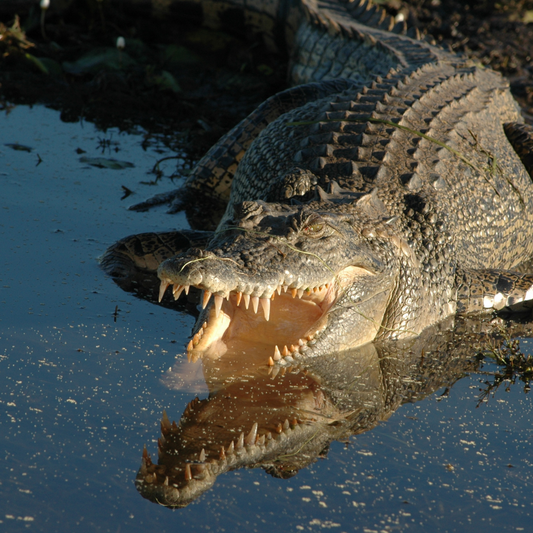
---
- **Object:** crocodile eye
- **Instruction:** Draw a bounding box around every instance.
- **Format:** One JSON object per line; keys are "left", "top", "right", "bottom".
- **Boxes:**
{"left": 304, "top": 223, "right": 323, "bottom": 234}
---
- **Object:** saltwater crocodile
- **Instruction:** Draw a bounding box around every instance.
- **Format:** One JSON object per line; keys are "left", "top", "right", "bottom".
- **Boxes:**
{"left": 102, "top": 0, "right": 533, "bottom": 365}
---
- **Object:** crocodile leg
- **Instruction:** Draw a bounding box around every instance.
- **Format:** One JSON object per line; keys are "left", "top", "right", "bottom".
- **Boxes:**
{"left": 455, "top": 268, "right": 533, "bottom": 314}
{"left": 129, "top": 79, "right": 362, "bottom": 230}
{"left": 504, "top": 122, "right": 533, "bottom": 179}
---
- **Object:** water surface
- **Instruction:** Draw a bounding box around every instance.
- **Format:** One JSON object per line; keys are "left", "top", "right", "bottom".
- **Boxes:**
{"left": 1, "top": 105, "right": 532, "bottom": 532}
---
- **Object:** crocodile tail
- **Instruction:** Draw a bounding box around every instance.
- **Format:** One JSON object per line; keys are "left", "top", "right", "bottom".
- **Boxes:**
{"left": 455, "top": 268, "right": 533, "bottom": 314}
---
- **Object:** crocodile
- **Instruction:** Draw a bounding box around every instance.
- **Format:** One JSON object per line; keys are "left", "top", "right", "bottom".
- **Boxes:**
{"left": 102, "top": 0, "right": 533, "bottom": 365}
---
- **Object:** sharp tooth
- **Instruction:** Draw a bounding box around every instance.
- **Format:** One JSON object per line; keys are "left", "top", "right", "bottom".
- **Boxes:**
{"left": 276, "top": 423, "right": 283, "bottom": 434}
{"left": 273, "top": 346, "right": 281, "bottom": 361}
{"left": 219, "top": 446, "right": 226, "bottom": 460}
{"left": 260, "top": 298, "right": 270, "bottom": 321}
{"left": 257, "top": 434, "right": 265, "bottom": 446}
{"left": 158, "top": 280, "right": 170, "bottom": 302}
{"left": 276, "top": 286, "right": 282, "bottom": 295}
{"left": 236, "top": 292, "right": 242, "bottom": 306}
{"left": 251, "top": 296, "right": 259, "bottom": 313}
{"left": 184, "top": 285, "right": 190, "bottom": 295}
{"left": 227, "top": 441, "right": 234, "bottom": 455}
{"left": 202, "top": 290, "right": 212, "bottom": 309}
{"left": 187, "top": 340, "right": 194, "bottom": 352}
{"left": 243, "top": 293, "right": 250, "bottom": 309}
{"left": 268, "top": 357, "right": 274, "bottom": 366}
{"left": 214, "top": 295, "right": 223, "bottom": 317}
{"left": 172, "top": 284, "right": 185, "bottom": 300}
{"left": 298, "top": 338, "right": 305, "bottom": 346}
{"left": 283, "top": 286, "right": 288, "bottom": 292}
{"left": 297, "top": 289, "right": 304, "bottom": 298}
{"left": 291, "top": 288, "right": 297, "bottom": 298}
{"left": 199, "top": 448, "right": 206, "bottom": 462}
{"left": 236, "top": 432, "right": 245, "bottom": 450}
{"left": 244, "top": 423, "right": 258, "bottom": 446}
{"left": 282, "top": 345, "right": 290, "bottom": 356}
{"left": 184, "top": 464, "right": 192, "bottom": 481}
{"left": 161, "top": 410, "right": 171, "bottom": 431}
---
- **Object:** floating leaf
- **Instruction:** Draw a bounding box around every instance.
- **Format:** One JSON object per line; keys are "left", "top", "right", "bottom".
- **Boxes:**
{"left": 63, "top": 48, "right": 135, "bottom": 75}
{"left": 80, "top": 157, "right": 134, "bottom": 170}
{"left": 5, "top": 143, "right": 32, "bottom": 152}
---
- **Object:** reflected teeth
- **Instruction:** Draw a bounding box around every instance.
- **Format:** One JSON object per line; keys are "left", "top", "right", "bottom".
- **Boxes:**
{"left": 158, "top": 279, "right": 170, "bottom": 302}
{"left": 184, "top": 463, "right": 192, "bottom": 481}
{"left": 273, "top": 345, "right": 281, "bottom": 361}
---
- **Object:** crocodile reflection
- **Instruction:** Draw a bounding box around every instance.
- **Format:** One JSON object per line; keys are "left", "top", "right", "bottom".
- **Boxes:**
{"left": 136, "top": 315, "right": 527, "bottom": 508}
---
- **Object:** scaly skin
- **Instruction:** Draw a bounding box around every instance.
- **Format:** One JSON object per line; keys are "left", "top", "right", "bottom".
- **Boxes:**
{"left": 102, "top": 0, "right": 533, "bottom": 364}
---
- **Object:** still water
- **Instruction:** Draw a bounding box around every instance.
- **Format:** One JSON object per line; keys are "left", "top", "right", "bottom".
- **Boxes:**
{"left": 1, "top": 105, "right": 532, "bottom": 532}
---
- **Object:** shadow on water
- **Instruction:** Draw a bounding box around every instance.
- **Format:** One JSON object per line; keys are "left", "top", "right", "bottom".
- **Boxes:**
{"left": 2, "top": 105, "right": 533, "bottom": 532}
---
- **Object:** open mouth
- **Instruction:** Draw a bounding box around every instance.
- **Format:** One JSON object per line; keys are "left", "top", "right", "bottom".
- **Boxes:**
{"left": 159, "top": 266, "right": 368, "bottom": 363}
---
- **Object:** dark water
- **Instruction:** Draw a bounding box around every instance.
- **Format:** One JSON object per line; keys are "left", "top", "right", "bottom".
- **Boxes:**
{"left": 1, "top": 105, "right": 532, "bottom": 532}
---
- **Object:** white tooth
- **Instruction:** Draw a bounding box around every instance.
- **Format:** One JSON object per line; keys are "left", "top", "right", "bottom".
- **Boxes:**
{"left": 276, "top": 286, "right": 282, "bottom": 295}
{"left": 297, "top": 289, "right": 304, "bottom": 298}
{"left": 214, "top": 295, "right": 223, "bottom": 317}
{"left": 282, "top": 286, "right": 288, "bottom": 292}
{"left": 273, "top": 345, "right": 281, "bottom": 361}
{"left": 184, "top": 285, "right": 190, "bottom": 295}
{"left": 260, "top": 298, "right": 270, "bottom": 321}
{"left": 158, "top": 279, "right": 170, "bottom": 302}
{"left": 251, "top": 296, "right": 259, "bottom": 314}
{"left": 243, "top": 293, "right": 250, "bottom": 309}
{"left": 172, "top": 284, "right": 185, "bottom": 300}
{"left": 202, "top": 290, "right": 212, "bottom": 309}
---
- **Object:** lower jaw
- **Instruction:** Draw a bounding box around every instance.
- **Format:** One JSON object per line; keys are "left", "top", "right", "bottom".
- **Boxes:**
{"left": 186, "top": 293, "right": 331, "bottom": 364}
